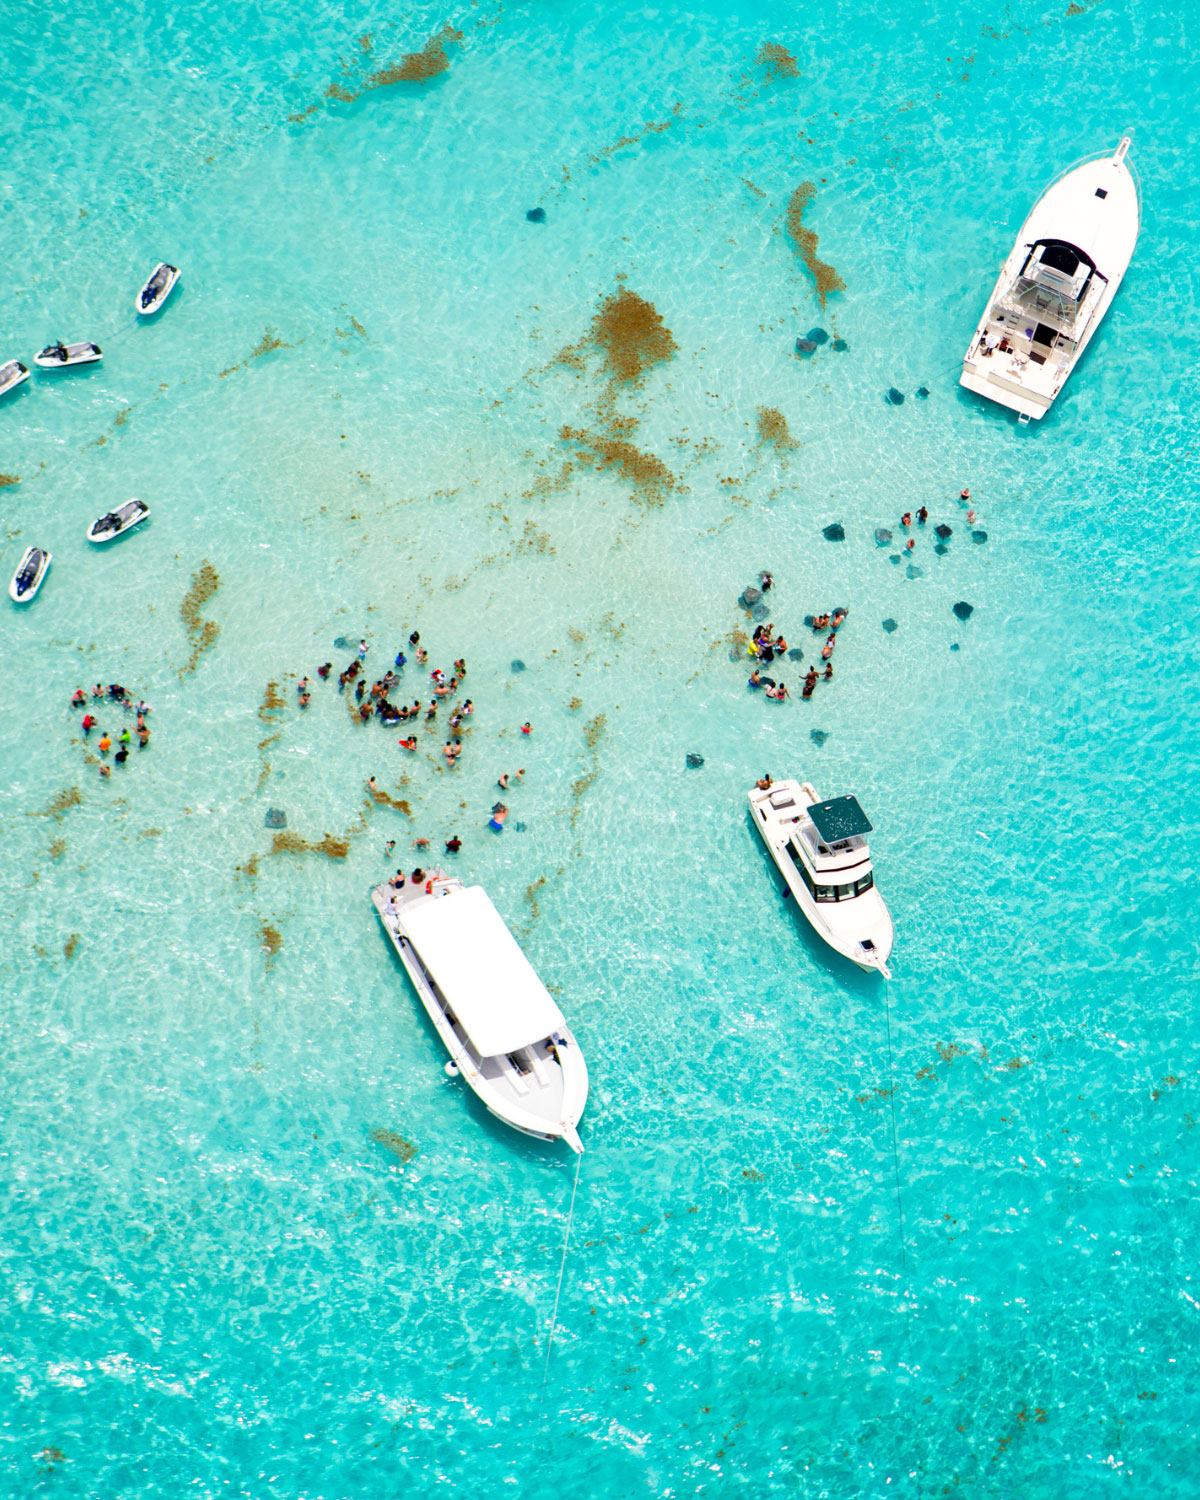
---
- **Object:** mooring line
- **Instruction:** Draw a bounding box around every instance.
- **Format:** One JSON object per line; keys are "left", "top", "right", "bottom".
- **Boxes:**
{"left": 881, "top": 976, "right": 907, "bottom": 1276}
{"left": 542, "top": 1149, "right": 583, "bottom": 1384}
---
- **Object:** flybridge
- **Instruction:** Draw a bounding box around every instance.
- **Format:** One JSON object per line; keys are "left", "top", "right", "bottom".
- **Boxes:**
{"left": 806, "top": 795, "right": 873, "bottom": 848}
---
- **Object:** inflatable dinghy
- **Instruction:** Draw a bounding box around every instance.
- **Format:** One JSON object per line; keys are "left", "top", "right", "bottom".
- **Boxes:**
{"left": 136, "top": 262, "right": 180, "bottom": 315}
{"left": 0, "top": 359, "right": 31, "bottom": 398}
{"left": 87, "top": 498, "right": 150, "bottom": 544}
{"left": 9, "top": 546, "right": 51, "bottom": 603}
{"left": 35, "top": 340, "right": 102, "bottom": 368}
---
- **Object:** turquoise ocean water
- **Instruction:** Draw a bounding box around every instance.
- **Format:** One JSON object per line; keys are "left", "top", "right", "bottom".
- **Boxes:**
{"left": 2, "top": 0, "right": 1198, "bottom": 1494}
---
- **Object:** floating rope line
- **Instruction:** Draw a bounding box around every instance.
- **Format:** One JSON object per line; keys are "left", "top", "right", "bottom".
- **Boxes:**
{"left": 881, "top": 976, "right": 907, "bottom": 1278}
{"left": 542, "top": 1149, "right": 583, "bottom": 1384}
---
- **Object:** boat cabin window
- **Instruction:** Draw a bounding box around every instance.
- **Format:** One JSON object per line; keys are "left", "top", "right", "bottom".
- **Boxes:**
{"left": 794, "top": 847, "right": 874, "bottom": 903}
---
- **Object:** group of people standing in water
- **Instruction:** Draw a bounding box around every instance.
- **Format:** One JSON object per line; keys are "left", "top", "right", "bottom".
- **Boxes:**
{"left": 69, "top": 683, "right": 151, "bottom": 776}
{"left": 744, "top": 571, "right": 848, "bottom": 704}
{"left": 298, "top": 629, "right": 533, "bottom": 848}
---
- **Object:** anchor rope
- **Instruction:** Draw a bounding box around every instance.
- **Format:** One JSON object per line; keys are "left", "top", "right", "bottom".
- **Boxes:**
{"left": 881, "top": 975, "right": 907, "bottom": 1278}
{"left": 542, "top": 1148, "right": 583, "bottom": 1384}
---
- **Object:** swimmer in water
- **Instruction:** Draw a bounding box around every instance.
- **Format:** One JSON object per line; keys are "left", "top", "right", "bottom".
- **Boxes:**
{"left": 967, "top": 508, "right": 976, "bottom": 525}
{"left": 760, "top": 571, "right": 773, "bottom": 592}
{"left": 917, "top": 505, "right": 928, "bottom": 524}
{"left": 520, "top": 722, "right": 532, "bottom": 735}
{"left": 317, "top": 662, "right": 332, "bottom": 679}
{"left": 445, "top": 835, "right": 462, "bottom": 853}
{"left": 498, "top": 772, "right": 510, "bottom": 789}
{"left": 824, "top": 662, "right": 834, "bottom": 681}
{"left": 71, "top": 688, "right": 86, "bottom": 708}
{"left": 412, "top": 838, "right": 430, "bottom": 852}
{"left": 385, "top": 839, "right": 396, "bottom": 855}
{"left": 488, "top": 803, "right": 508, "bottom": 832}
{"left": 960, "top": 487, "right": 970, "bottom": 501}
{"left": 901, "top": 512, "right": 912, "bottom": 528}
{"left": 821, "top": 637, "right": 835, "bottom": 661}
{"left": 749, "top": 668, "right": 763, "bottom": 688}
{"left": 766, "top": 681, "right": 789, "bottom": 701}
{"left": 905, "top": 538, "right": 915, "bottom": 553}
{"left": 453, "top": 658, "right": 466, "bottom": 677}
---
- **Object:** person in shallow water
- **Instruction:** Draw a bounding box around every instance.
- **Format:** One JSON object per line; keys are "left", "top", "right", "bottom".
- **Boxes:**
{"left": 98, "top": 732, "right": 111, "bottom": 755}
{"left": 803, "top": 668, "right": 819, "bottom": 698}
{"left": 760, "top": 571, "right": 773, "bottom": 592}
{"left": 317, "top": 662, "right": 332, "bottom": 679}
{"left": 821, "top": 636, "right": 835, "bottom": 661}
{"left": 71, "top": 688, "right": 86, "bottom": 708}
{"left": 749, "top": 668, "right": 763, "bottom": 688}
{"left": 445, "top": 835, "right": 462, "bottom": 852}
{"left": 488, "top": 804, "right": 508, "bottom": 832}
{"left": 81, "top": 714, "right": 96, "bottom": 735}
{"left": 521, "top": 722, "right": 532, "bottom": 735}
{"left": 917, "top": 505, "right": 928, "bottom": 524}
{"left": 765, "top": 681, "right": 789, "bottom": 701}
{"left": 901, "top": 512, "right": 912, "bottom": 528}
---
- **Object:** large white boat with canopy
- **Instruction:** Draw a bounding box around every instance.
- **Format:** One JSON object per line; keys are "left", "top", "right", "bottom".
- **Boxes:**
{"left": 372, "top": 873, "right": 588, "bottom": 1153}
{"left": 960, "top": 136, "right": 1140, "bottom": 422}
{"left": 748, "top": 778, "right": 894, "bottom": 977}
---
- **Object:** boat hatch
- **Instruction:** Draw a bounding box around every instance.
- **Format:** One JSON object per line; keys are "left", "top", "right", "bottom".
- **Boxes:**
{"left": 768, "top": 788, "right": 797, "bottom": 811}
{"left": 806, "top": 795, "right": 872, "bottom": 845}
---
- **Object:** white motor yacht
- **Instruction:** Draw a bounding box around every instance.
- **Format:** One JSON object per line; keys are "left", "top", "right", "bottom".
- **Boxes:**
{"left": 87, "top": 499, "right": 151, "bottom": 544}
{"left": 960, "top": 137, "right": 1140, "bottom": 422}
{"left": 34, "top": 341, "right": 102, "bottom": 369}
{"left": 748, "top": 778, "right": 894, "bottom": 977}
{"left": 372, "top": 874, "right": 588, "bottom": 1153}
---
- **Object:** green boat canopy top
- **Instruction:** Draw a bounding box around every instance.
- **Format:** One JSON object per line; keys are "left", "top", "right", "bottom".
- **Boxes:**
{"left": 807, "top": 795, "right": 873, "bottom": 845}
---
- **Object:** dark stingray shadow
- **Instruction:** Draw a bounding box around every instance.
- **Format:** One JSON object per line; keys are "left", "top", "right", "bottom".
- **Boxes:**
{"left": 372, "top": 911, "right": 571, "bottom": 1167}
{"left": 741, "top": 810, "right": 883, "bottom": 999}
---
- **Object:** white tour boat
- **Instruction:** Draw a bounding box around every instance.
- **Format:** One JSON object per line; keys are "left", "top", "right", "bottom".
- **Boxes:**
{"left": 748, "top": 778, "right": 894, "bottom": 977}
{"left": 960, "top": 137, "right": 1140, "bottom": 422}
{"left": 34, "top": 340, "right": 103, "bottom": 369}
{"left": 0, "top": 359, "right": 31, "bottom": 398}
{"left": 136, "top": 262, "right": 180, "bottom": 316}
{"left": 372, "top": 874, "right": 588, "bottom": 1153}
{"left": 87, "top": 499, "right": 151, "bottom": 544}
{"left": 9, "top": 546, "right": 52, "bottom": 603}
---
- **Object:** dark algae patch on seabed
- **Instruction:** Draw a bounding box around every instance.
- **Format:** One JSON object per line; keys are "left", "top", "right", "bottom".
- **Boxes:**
{"left": 269, "top": 831, "right": 351, "bottom": 859}
{"left": 180, "top": 562, "right": 220, "bottom": 675}
{"left": 784, "top": 183, "right": 845, "bottom": 309}
{"left": 558, "top": 426, "right": 675, "bottom": 507}
{"left": 30, "top": 786, "right": 82, "bottom": 820}
{"left": 755, "top": 42, "right": 799, "bottom": 79}
{"left": 755, "top": 406, "right": 797, "bottom": 451}
{"left": 369, "top": 1127, "right": 417, "bottom": 1163}
{"left": 558, "top": 285, "right": 679, "bottom": 388}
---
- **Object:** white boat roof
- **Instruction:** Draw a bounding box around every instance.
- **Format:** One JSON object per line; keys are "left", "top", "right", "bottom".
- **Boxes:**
{"left": 402, "top": 885, "right": 565, "bottom": 1057}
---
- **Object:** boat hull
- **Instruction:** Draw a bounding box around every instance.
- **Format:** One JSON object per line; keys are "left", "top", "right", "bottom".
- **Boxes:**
{"left": 372, "top": 881, "right": 588, "bottom": 1151}
{"left": 9, "top": 547, "right": 51, "bottom": 603}
{"left": 0, "top": 361, "right": 30, "bottom": 398}
{"left": 34, "top": 343, "right": 102, "bottom": 368}
{"left": 136, "top": 264, "right": 180, "bottom": 316}
{"left": 748, "top": 780, "right": 894, "bottom": 977}
{"left": 960, "top": 140, "right": 1139, "bottom": 420}
{"left": 87, "top": 501, "right": 151, "bottom": 544}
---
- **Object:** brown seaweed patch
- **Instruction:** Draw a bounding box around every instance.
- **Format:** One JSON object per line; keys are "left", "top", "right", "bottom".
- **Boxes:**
{"left": 755, "top": 42, "right": 799, "bottom": 79}
{"left": 180, "top": 562, "right": 220, "bottom": 675}
{"left": 587, "top": 106, "right": 682, "bottom": 166}
{"left": 113, "top": 407, "right": 131, "bottom": 427}
{"left": 0, "top": 472, "right": 20, "bottom": 486}
{"left": 237, "top": 853, "right": 260, "bottom": 880}
{"left": 31, "top": 786, "right": 82, "bottom": 821}
{"left": 63, "top": 933, "right": 79, "bottom": 960}
{"left": 250, "top": 329, "right": 291, "bottom": 359}
{"left": 288, "top": 102, "right": 320, "bottom": 122}
{"left": 369, "top": 1126, "right": 416, "bottom": 1163}
{"left": 368, "top": 786, "right": 412, "bottom": 816}
{"left": 269, "top": 830, "right": 350, "bottom": 859}
{"left": 259, "top": 681, "right": 285, "bottom": 720}
{"left": 516, "top": 519, "right": 556, "bottom": 555}
{"left": 49, "top": 838, "right": 66, "bottom": 861}
{"left": 784, "top": 183, "right": 845, "bottom": 309}
{"left": 936, "top": 1042, "right": 971, "bottom": 1063}
{"left": 358, "top": 31, "right": 374, "bottom": 51}
{"left": 755, "top": 405, "right": 797, "bottom": 451}
{"left": 367, "top": 25, "right": 463, "bottom": 87}
{"left": 261, "top": 923, "right": 283, "bottom": 967}
{"left": 139, "top": 828, "right": 162, "bottom": 838}
{"left": 583, "top": 712, "right": 607, "bottom": 749}
{"left": 559, "top": 425, "right": 675, "bottom": 507}
{"left": 586, "top": 286, "right": 678, "bottom": 387}
{"left": 325, "top": 81, "right": 357, "bottom": 102}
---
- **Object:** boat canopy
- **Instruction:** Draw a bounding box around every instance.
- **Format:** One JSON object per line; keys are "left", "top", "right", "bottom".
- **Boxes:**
{"left": 807, "top": 795, "right": 872, "bottom": 844}
{"left": 403, "top": 885, "right": 565, "bottom": 1056}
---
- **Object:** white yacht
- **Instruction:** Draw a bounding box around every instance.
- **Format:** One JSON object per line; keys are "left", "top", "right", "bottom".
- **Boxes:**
{"left": 748, "top": 778, "right": 893, "bottom": 977}
{"left": 372, "top": 874, "right": 588, "bottom": 1153}
{"left": 960, "top": 137, "right": 1140, "bottom": 422}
